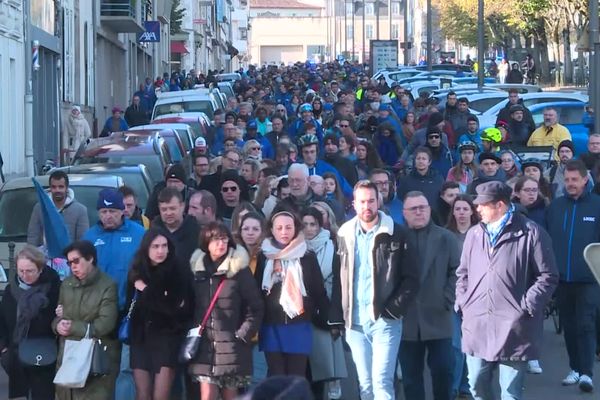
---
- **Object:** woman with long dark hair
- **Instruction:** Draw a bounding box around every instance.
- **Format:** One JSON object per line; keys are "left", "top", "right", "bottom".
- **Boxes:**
{"left": 446, "top": 195, "right": 479, "bottom": 399}
{"left": 355, "top": 140, "right": 384, "bottom": 180}
{"left": 127, "top": 228, "right": 194, "bottom": 400}
{"left": 189, "top": 222, "right": 264, "bottom": 400}
{"left": 256, "top": 206, "right": 329, "bottom": 377}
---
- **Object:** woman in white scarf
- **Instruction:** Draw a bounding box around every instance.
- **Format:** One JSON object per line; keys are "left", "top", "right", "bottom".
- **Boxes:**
{"left": 257, "top": 208, "right": 329, "bottom": 378}
{"left": 302, "top": 207, "right": 347, "bottom": 399}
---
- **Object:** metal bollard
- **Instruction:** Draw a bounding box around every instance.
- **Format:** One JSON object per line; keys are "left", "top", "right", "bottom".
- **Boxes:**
{"left": 8, "top": 241, "right": 15, "bottom": 283}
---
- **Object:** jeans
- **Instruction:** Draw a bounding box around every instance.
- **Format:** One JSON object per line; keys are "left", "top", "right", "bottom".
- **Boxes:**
{"left": 466, "top": 355, "right": 526, "bottom": 400}
{"left": 115, "top": 343, "right": 135, "bottom": 400}
{"left": 452, "top": 311, "right": 470, "bottom": 396}
{"left": 399, "top": 338, "right": 454, "bottom": 400}
{"left": 557, "top": 282, "right": 600, "bottom": 377}
{"left": 345, "top": 317, "right": 403, "bottom": 400}
{"left": 252, "top": 345, "right": 268, "bottom": 385}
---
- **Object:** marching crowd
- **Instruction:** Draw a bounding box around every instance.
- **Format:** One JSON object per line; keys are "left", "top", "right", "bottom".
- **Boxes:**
{"left": 2, "top": 61, "right": 600, "bottom": 400}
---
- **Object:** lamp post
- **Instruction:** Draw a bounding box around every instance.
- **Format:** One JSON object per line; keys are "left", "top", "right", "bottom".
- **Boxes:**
{"left": 477, "top": 0, "right": 484, "bottom": 88}
{"left": 426, "top": 0, "right": 432, "bottom": 71}
{"left": 590, "top": 0, "right": 599, "bottom": 129}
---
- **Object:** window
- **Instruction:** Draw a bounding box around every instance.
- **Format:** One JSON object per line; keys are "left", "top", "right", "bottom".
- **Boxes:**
{"left": 239, "top": 27, "right": 247, "bottom": 40}
{"left": 559, "top": 106, "right": 584, "bottom": 125}
{"left": 366, "top": 24, "right": 373, "bottom": 39}
{"left": 346, "top": 3, "right": 353, "bottom": 15}
{"left": 346, "top": 25, "right": 353, "bottom": 38}
{"left": 391, "top": 24, "right": 399, "bottom": 39}
{"left": 392, "top": 2, "right": 401, "bottom": 15}
{"left": 365, "top": 3, "right": 375, "bottom": 15}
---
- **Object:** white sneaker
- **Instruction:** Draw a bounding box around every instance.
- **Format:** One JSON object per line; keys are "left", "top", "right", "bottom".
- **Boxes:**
{"left": 527, "top": 360, "right": 543, "bottom": 374}
{"left": 562, "top": 370, "right": 580, "bottom": 386}
{"left": 328, "top": 380, "right": 342, "bottom": 399}
{"left": 579, "top": 374, "right": 594, "bottom": 392}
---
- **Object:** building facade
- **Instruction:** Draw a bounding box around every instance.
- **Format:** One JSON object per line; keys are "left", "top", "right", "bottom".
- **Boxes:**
{"left": 0, "top": 0, "right": 25, "bottom": 178}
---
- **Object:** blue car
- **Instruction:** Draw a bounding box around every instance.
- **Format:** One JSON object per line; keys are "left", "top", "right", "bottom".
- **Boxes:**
{"left": 527, "top": 101, "right": 588, "bottom": 155}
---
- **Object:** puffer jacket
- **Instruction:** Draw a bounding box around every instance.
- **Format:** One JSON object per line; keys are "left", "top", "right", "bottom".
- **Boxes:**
{"left": 332, "top": 212, "right": 419, "bottom": 329}
{"left": 188, "top": 246, "right": 264, "bottom": 377}
{"left": 52, "top": 268, "right": 119, "bottom": 400}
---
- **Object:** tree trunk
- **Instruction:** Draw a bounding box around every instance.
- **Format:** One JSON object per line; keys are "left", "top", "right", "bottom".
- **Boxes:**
{"left": 534, "top": 19, "right": 551, "bottom": 83}
{"left": 564, "top": 27, "right": 573, "bottom": 84}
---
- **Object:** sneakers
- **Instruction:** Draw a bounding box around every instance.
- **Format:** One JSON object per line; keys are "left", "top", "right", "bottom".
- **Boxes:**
{"left": 579, "top": 375, "right": 594, "bottom": 392}
{"left": 328, "top": 380, "right": 342, "bottom": 399}
{"left": 527, "top": 360, "right": 543, "bottom": 374}
{"left": 562, "top": 370, "right": 580, "bottom": 386}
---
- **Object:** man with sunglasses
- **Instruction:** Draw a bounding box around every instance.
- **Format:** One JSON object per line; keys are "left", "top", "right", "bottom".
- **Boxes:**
{"left": 244, "top": 119, "right": 274, "bottom": 159}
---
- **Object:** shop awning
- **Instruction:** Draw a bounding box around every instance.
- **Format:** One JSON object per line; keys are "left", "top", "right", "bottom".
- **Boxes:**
{"left": 170, "top": 41, "right": 189, "bottom": 54}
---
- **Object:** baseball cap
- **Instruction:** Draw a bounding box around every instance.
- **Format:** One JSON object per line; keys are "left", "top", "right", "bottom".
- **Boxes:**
{"left": 194, "top": 137, "right": 207, "bottom": 148}
{"left": 97, "top": 188, "right": 125, "bottom": 210}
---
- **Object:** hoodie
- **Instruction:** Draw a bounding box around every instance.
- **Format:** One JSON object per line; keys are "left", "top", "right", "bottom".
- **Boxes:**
{"left": 27, "top": 188, "right": 89, "bottom": 247}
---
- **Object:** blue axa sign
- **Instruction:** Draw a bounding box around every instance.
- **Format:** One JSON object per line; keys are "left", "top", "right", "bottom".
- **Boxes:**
{"left": 139, "top": 21, "right": 161, "bottom": 42}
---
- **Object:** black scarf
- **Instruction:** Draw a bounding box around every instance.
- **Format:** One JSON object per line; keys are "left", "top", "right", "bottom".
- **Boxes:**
{"left": 10, "top": 279, "right": 51, "bottom": 343}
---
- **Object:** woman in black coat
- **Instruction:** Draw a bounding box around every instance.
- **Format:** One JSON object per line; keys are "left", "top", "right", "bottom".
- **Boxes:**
{"left": 255, "top": 205, "right": 330, "bottom": 377}
{"left": 188, "top": 221, "right": 264, "bottom": 400}
{"left": 127, "top": 228, "right": 194, "bottom": 400}
{"left": 0, "top": 245, "right": 60, "bottom": 400}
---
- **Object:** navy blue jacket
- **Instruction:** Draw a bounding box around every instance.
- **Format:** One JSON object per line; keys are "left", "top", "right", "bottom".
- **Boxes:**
{"left": 546, "top": 192, "right": 600, "bottom": 283}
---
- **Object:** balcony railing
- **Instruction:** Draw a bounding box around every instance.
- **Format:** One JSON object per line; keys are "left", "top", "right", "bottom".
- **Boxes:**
{"left": 100, "top": 0, "right": 144, "bottom": 33}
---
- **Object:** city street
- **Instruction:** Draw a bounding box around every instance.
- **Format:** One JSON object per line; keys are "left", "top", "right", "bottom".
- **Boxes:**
{"left": 0, "top": 320, "right": 596, "bottom": 399}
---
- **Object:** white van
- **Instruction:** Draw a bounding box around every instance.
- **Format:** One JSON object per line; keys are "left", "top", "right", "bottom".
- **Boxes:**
{"left": 152, "top": 88, "right": 221, "bottom": 120}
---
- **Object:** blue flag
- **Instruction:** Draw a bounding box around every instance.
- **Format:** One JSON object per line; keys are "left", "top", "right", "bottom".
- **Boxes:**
{"left": 32, "top": 178, "right": 71, "bottom": 258}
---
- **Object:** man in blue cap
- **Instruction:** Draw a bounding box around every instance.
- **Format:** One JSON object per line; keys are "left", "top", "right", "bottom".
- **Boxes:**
{"left": 244, "top": 119, "right": 274, "bottom": 159}
{"left": 82, "top": 188, "right": 145, "bottom": 398}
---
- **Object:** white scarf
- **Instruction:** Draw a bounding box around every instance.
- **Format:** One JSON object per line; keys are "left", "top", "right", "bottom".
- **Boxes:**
{"left": 261, "top": 235, "right": 308, "bottom": 318}
{"left": 306, "top": 229, "right": 334, "bottom": 298}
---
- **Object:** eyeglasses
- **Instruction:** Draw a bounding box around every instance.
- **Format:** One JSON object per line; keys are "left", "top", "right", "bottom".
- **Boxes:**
{"left": 373, "top": 180, "right": 389, "bottom": 187}
{"left": 521, "top": 188, "right": 539, "bottom": 194}
{"left": 67, "top": 257, "right": 83, "bottom": 267}
{"left": 404, "top": 205, "right": 429, "bottom": 213}
{"left": 195, "top": 163, "right": 209, "bottom": 168}
{"left": 221, "top": 186, "right": 238, "bottom": 192}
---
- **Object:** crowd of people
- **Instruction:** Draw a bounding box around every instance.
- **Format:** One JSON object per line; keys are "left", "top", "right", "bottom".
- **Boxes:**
{"left": 2, "top": 61, "right": 600, "bottom": 400}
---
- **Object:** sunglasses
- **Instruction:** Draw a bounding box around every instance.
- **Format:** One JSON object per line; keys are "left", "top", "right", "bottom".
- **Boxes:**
{"left": 67, "top": 256, "right": 83, "bottom": 267}
{"left": 251, "top": 147, "right": 261, "bottom": 151}
{"left": 221, "top": 186, "right": 238, "bottom": 193}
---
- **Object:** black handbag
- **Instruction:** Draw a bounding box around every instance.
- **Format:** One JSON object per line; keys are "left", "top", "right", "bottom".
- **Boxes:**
{"left": 118, "top": 291, "right": 138, "bottom": 344}
{"left": 90, "top": 339, "right": 110, "bottom": 376}
{"left": 18, "top": 338, "right": 57, "bottom": 367}
{"left": 179, "top": 278, "right": 226, "bottom": 363}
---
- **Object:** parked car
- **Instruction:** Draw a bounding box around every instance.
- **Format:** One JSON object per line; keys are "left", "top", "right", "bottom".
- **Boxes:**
{"left": 49, "top": 164, "right": 153, "bottom": 210}
{"left": 125, "top": 127, "right": 192, "bottom": 176}
{"left": 217, "top": 81, "right": 235, "bottom": 99}
{"left": 527, "top": 101, "right": 588, "bottom": 155}
{"left": 476, "top": 91, "right": 589, "bottom": 128}
{"left": 152, "top": 89, "right": 220, "bottom": 120}
{"left": 73, "top": 135, "right": 172, "bottom": 185}
{"left": 372, "top": 69, "right": 424, "bottom": 87}
{"left": 0, "top": 174, "right": 124, "bottom": 294}
{"left": 216, "top": 73, "right": 242, "bottom": 82}
{"left": 152, "top": 112, "right": 211, "bottom": 139}
{"left": 432, "top": 91, "right": 508, "bottom": 113}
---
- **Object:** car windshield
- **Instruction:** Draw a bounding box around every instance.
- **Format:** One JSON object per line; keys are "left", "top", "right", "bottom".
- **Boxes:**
{"left": 176, "top": 130, "right": 193, "bottom": 150}
{"left": 154, "top": 100, "right": 214, "bottom": 118}
{"left": 0, "top": 186, "right": 109, "bottom": 239}
{"left": 76, "top": 156, "right": 165, "bottom": 185}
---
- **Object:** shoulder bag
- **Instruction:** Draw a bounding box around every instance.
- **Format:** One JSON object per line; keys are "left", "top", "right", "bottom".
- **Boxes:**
{"left": 118, "top": 291, "right": 138, "bottom": 344}
{"left": 18, "top": 337, "right": 58, "bottom": 367}
{"left": 178, "top": 278, "right": 226, "bottom": 363}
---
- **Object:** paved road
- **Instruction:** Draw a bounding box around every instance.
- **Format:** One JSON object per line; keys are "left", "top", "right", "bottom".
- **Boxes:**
{"left": 0, "top": 320, "right": 597, "bottom": 399}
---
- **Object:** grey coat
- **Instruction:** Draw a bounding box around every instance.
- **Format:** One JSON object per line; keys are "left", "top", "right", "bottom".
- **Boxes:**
{"left": 27, "top": 188, "right": 89, "bottom": 246}
{"left": 455, "top": 212, "right": 558, "bottom": 361}
{"left": 402, "top": 223, "right": 460, "bottom": 341}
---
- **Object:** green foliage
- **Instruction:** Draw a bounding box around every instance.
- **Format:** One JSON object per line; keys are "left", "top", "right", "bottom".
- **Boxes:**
{"left": 170, "top": 0, "right": 186, "bottom": 34}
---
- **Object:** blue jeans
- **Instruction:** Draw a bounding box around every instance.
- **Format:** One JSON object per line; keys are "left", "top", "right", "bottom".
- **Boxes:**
{"left": 115, "top": 344, "right": 135, "bottom": 400}
{"left": 345, "top": 318, "right": 402, "bottom": 400}
{"left": 399, "top": 338, "right": 454, "bottom": 400}
{"left": 466, "top": 355, "right": 526, "bottom": 400}
{"left": 452, "top": 311, "right": 469, "bottom": 396}
{"left": 251, "top": 345, "right": 268, "bottom": 385}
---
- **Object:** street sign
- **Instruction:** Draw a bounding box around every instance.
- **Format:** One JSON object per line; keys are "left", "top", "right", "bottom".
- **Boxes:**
{"left": 370, "top": 40, "right": 399, "bottom": 73}
{"left": 138, "top": 21, "right": 161, "bottom": 43}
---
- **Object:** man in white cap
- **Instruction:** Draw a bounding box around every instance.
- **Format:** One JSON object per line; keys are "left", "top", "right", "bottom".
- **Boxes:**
{"left": 194, "top": 136, "right": 208, "bottom": 157}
